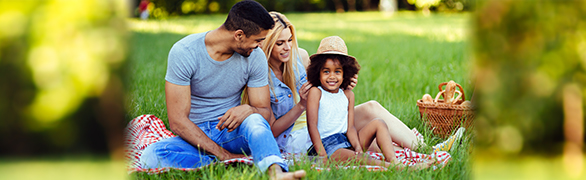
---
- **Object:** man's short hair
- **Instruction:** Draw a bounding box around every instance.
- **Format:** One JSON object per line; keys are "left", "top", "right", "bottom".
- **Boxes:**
{"left": 224, "top": 0, "right": 274, "bottom": 37}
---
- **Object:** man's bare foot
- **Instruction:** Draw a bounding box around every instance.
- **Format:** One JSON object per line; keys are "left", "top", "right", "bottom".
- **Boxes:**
{"left": 272, "top": 170, "right": 306, "bottom": 180}
{"left": 269, "top": 164, "right": 306, "bottom": 180}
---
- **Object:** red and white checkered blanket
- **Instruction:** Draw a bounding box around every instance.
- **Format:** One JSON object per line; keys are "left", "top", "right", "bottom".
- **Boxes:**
{"left": 125, "top": 115, "right": 451, "bottom": 174}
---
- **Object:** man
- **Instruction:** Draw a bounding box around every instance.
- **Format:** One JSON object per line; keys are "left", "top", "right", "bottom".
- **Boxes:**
{"left": 140, "top": 1, "right": 306, "bottom": 179}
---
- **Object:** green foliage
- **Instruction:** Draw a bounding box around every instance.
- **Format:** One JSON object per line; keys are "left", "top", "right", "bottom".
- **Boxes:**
{"left": 127, "top": 11, "right": 472, "bottom": 179}
{"left": 437, "top": 0, "right": 475, "bottom": 12}
{"left": 408, "top": 0, "right": 442, "bottom": 9}
{"left": 143, "top": 0, "right": 474, "bottom": 19}
{"left": 473, "top": 0, "right": 586, "bottom": 154}
{"left": 0, "top": 0, "right": 127, "bottom": 155}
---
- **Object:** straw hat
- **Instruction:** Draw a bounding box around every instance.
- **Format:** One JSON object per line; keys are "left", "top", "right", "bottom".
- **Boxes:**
{"left": 309, "top": 36, "right": 356, "bottom": 61}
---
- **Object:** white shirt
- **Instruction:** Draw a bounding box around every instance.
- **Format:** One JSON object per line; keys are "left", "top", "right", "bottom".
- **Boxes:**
{"left": 316, "top": 86, "right": 348, "bottom": 139}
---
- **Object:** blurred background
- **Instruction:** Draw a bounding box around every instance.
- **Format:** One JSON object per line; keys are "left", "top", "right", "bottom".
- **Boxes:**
{"left": 134, "top": 0, "right": 473, "bottom": 19}
{"left": 0, "top": 0, "right": 128, "bottom": 179}
{"left": 473, "top": 0, "right": 586, "bottom": 179}
{"left": 2, "top": 0, "right": 585, "bottom": 179}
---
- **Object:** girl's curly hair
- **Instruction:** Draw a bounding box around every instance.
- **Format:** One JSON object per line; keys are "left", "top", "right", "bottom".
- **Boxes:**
{"left": 306, "top": 54, "right": 360, "bottom": 90}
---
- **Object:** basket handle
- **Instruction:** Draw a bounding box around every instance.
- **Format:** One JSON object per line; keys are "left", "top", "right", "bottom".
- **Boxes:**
{"left": 434, "top": 90, "right": 444, "bottom": 103}
{"left": 438, "top": 82, "right": 466, "bottom": 101}
{"left": 434, "top": 90, "right": 463, "bottom": 105}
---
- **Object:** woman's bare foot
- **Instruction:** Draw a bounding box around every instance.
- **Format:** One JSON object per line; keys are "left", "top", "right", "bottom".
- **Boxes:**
{"left": 399, "top": 159, "right": 435, "bottom": 170}
{"left": 269, "top": 164, "right": 306, "bottom": 180}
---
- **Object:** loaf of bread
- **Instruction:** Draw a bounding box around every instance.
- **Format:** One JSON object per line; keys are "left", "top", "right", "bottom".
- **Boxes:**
{"left": 461, "top": 100, "right": 472, "bottom": 108}
{"left": 444, "top": 80, "right": 457, "bottom": 104}
{"left": 422, "top": 94, "right": 434, "bottom": 104}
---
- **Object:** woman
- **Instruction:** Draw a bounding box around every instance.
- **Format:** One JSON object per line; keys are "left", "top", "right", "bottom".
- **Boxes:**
{"left": 246, "top": 12, "right": 461, "bottom": 154}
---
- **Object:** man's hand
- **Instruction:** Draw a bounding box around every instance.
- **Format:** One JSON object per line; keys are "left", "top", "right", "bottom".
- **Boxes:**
{"left": 216, "top": 104, "right": 254, "bottom": 132}
{"left": 219, "top": 152, "right": 247, "bottom": 160}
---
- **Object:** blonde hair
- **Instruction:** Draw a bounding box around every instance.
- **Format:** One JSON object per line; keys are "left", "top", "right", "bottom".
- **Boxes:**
{"left": 242, "top": 12, "right": 301, "bottom": 105}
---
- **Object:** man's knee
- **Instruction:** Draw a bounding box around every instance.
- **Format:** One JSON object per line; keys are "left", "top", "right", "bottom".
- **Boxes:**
{"left": 241, "top": 113, "right": 269, "bottom": 128}
{"left": 142, "top": 141, "right": 174, "bottom": 159}
{"left": 140, "top": 142, "right": 167, "bottom": 168}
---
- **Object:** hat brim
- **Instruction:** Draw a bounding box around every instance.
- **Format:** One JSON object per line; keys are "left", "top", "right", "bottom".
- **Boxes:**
{"left": 309, "top": 51, "right": 357, "bottom": 62}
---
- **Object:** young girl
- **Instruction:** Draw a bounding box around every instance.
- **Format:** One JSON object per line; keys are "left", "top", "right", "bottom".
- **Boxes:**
{"left": 306, "top": 36, "right": 430, "bottom": 169}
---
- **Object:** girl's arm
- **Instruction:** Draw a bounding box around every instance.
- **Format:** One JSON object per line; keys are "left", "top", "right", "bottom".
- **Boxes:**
{"left": 307, "top": 87, "right": 327, "bottom": 157}
{"left": 344, "top": 89, "right": 362, "bottom": 153}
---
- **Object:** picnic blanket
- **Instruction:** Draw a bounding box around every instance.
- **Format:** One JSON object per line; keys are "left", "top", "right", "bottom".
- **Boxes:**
{"left": 125, "top": 115, "right": 451, "bottom": 174}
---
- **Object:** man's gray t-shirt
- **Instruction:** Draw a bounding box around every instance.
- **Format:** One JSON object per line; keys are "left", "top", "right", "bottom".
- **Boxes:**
{"left": 165, "top": 32, "right": 268, "bottom": 124}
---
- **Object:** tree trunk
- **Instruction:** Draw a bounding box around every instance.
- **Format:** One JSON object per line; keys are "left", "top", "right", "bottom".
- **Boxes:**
{"left": 333, "top": 0, "right": 345, "bottom": 13}
{"left": 362, "top": 0, "right": 371, "bottom": 11}
{"left": 348, "top": 0, "right": 356, "bottom": 11}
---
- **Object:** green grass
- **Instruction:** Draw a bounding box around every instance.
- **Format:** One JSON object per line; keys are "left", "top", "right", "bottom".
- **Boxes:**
{"left": 126, "top": 11, "right": 472, "bottom": 179}
{"left": 0, "top": 156, "right": 126, "bottom": 180}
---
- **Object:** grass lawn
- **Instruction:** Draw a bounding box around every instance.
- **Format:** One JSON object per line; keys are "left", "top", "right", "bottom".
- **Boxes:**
{"left": 0, "top": 156, "right": 126, "bottom": 180}
{"left": 126, "top": 11, "right": 473, "bottom": 179}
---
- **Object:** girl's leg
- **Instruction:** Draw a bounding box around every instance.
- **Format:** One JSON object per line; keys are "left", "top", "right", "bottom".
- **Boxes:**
{"left": 330, "top": 146, "right": 431, "bottom": 170}
{"left": 354, "top": 100, "right": 425, "bottom": 150}
{"left": 356, "top": 118, "right": 398, "bottom": 163}
{"left": 330, "top": 148, "right": 391, "bottom": 167}
{"left": 357, "top": 119, "right": 433, "bottom": 170}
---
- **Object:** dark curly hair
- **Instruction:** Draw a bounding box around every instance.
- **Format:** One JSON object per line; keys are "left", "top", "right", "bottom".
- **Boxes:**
{"left": 306, "top": 54, "right": 360, "bottom": 90}
{"left": 223, "top": 0, "right": 274, "bottom": 37}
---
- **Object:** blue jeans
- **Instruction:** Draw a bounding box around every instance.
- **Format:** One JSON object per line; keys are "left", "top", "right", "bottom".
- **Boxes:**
{"left": 140, "top": 113, "right": 288, "bottom": 172}
{"left": 308, "top": 133, "right": 352, "bottom": 157}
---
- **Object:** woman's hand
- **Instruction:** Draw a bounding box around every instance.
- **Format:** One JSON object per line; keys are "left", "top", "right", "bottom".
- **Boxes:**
{"left": 298, "top": 82, "right": 312, "bottom": 107}
{"left": 347, "top": 74, "right": 358, "bottom": 90}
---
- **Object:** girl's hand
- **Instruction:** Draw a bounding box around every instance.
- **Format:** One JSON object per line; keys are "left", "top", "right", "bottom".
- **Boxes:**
{"left": 318, "top": 149, "right": 328, "bottom": 159}
{"left": 347, "top": 74, "right": 358, "bottom": 90}
{"left": 315, "top": 155, "right": 327, "bottom": 167}
{"left": 354, "top": 145, "right": 363, "bottom": 155}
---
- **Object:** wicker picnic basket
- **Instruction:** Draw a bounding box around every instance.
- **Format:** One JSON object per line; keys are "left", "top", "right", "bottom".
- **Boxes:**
{"left": 416, "top": 81, "right": 474, "bottom": 138}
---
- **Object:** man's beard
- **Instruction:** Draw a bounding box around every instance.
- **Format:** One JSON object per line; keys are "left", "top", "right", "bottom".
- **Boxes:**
{"left": 236, "top": 47, "right": 253, "bottom": 57}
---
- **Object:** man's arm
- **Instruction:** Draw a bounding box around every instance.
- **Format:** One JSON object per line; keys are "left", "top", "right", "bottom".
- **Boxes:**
{"left": 246, "top": 85, "right": 272, "bottom": 121}
{"left": 166, "top": 81, "right": 243, "bottom": 160}
{"left": 217, "top": 85, "right": 272, "bottom": 131}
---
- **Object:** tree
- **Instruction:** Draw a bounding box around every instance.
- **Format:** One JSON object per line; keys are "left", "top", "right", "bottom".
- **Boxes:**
{"left": 474, "top": 0, "right": 586, "bottom": 156}
{"left": 407, "top": 0, "right": 441, "bottom": 15}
